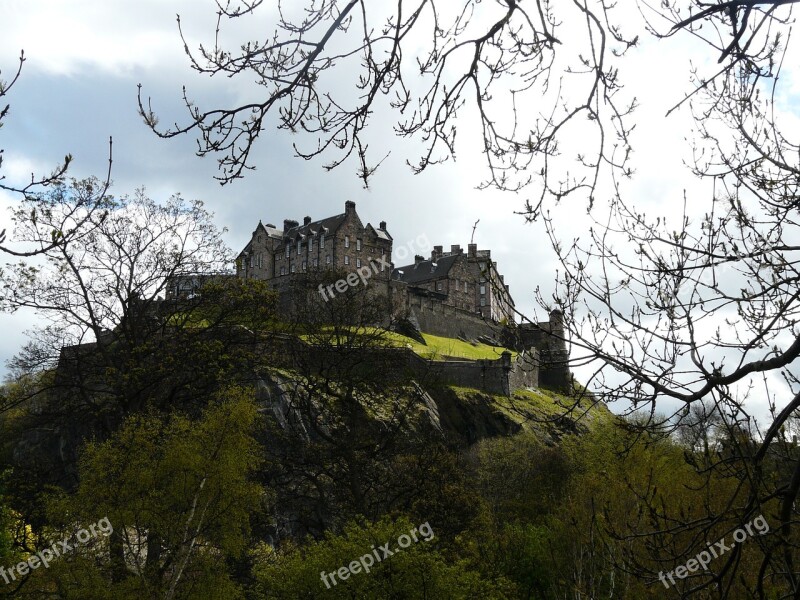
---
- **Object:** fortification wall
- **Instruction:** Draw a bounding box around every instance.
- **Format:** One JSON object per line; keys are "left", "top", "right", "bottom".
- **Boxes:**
{"left": 271, "top": 334, "right": 538, "bottom": 396}
{"left": 406, "top": 294, "right": 505, "bottom": 340}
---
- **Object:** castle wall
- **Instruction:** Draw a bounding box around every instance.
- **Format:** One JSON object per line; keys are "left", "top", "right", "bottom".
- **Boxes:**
{"left": 519, "top": 310, "right": 570, "bottom": 392}
{"left": 406, "top": 293, "right": 505, "bottom": 340}
{"left": 271, "top": 334, "right": 538, "bottom": 396}
{"left": 508, "top": 349, "right": 539, "bottom": 391}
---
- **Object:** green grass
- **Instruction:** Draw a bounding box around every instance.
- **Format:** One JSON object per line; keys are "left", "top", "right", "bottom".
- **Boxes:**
{"left": 301, "top": 326, "right": 516, "bottom": 361}
{"left": 449, "top": 385, "right": 611, "bottom": 432}
{"left": 408, "top": 332, "right": 515, "bottom": 361}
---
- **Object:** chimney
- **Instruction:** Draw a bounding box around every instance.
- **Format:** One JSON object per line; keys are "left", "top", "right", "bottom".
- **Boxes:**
{"left": 431, "top": 245, "right": 443, "bottom": 261}
{"left": 450, "top": 244, "right": 461, "bottom": 254}
{"left": 304, "top": 216, "right": 311, "bottom": 226}
{"left": 266, "top": 223, "right": 275, "bottom": 228}
{"left": 414, "top": 255, "right": 425, "bottom": 265}
{"left": 379, "top": 221, "right": 387, "bottom": 230}
{"left": 345, "top": 200, "right": 356, "bottom": 214}
{"left": 499, "top": 275, "right": 504, "bottom": 283}
{"left": 467, "top": 243, "right": 477, "bottom": 257}
{"left": 283, "top": 219, "right": 299, "bottom": 231}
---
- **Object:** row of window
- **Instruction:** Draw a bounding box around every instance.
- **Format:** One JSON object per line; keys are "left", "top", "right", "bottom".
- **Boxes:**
{"left": 429, "top": 280, "right": 485, "bottom": 295}
{"left": 274, "top": 256, "right": 384, "bottom": 276}
{"left": 281, "top": 234, "right": 369, "bottom": 259}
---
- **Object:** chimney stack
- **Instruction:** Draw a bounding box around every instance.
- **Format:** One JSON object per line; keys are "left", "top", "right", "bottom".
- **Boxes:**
{"left": 283, "top": 219, "right": 299, "bottom": 231}
{"left": 468, "top": 243, "right": 477, "bottom": 257}
{"left": 345, "top": 200, "right": 356, "bottom": 214}
{"left": 450, "top": 244, "right": 461, "bottom": 254}
{"left": 304, "top": 216, "right": 311, "bottom": 225}
{"left": 431, "top": 245, "right": 443, "bottom": 261}
{"left": 414, "top": 255, "right": 425, "bottom": 265}
{"left": 379, "top": 221, "right": 387, "bottom": 230}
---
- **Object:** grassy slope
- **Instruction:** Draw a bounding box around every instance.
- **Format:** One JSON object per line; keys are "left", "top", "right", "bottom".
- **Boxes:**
{"left": 303, "top": 327, "right": 516, "bottom": 361}
{"left": 448, "top": 385, "right": 612, "bottom": 437}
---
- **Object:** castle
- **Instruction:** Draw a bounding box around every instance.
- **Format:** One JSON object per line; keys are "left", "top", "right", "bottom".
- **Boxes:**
{"left": 232, "top": 200, "right": 516, "bottom": 324}
{"left": 227, "top": 201, "right": 570, "bottom": 393}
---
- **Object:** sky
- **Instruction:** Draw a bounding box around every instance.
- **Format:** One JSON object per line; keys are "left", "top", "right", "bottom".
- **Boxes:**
{"left": 1, "top": 1, "right": 797, "bottom": 424}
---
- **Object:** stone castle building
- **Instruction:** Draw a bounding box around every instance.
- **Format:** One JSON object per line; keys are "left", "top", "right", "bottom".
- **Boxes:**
{"left": 229, "top": 201, "right": 569, "bottom": 392}
{"left": 234, "top": 200, "right": 516, "bottom": 325}
{"left": 235, "top": 200, "right": 393, "bottom": 286}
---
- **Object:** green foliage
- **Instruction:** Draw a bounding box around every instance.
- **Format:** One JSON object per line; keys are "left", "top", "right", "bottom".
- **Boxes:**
{"left": 19, "top": 387, "right": 263, "bottom": 598}
{"left": 253, "top": 516, "right": 513, "bottom": 599}
{"left": 0, "top": 482, "right": 11, "bottom": 561}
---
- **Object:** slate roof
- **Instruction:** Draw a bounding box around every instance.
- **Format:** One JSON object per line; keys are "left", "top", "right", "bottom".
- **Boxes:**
{"left": 279, "top": 213, "right": 347, "bottom": 247}
{"left": 392, "top": 253, "right": 460, "bottom": 284}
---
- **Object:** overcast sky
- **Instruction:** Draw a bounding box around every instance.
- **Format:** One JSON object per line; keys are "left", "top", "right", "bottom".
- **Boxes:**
{"left": 1, "top": 1, "right": 798, "bottom": 424}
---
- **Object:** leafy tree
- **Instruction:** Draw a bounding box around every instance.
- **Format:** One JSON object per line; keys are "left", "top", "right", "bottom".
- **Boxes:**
{"left": 13, "top": 388, "right": 262, "bottom": 599}
{"left": 253, "top": 515, "right": 512, "bottom": 599}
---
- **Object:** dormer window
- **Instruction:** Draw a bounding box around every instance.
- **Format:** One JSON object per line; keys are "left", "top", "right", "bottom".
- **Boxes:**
{"left": 320, "top": 235, "right": 325, "bottom": 249}
{"left": 297, "top": 239, "right": 302, "bottom": 254}
{"left": 310, "top": 238, "right": 314, "bottom": 252}
{"left": 285, "top": 246, "right": 290, "bottom": 258}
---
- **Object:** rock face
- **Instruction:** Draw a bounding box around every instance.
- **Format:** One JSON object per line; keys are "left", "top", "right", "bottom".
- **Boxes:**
{"left": 254, "top": 369, "right": 603, "bottom": 449}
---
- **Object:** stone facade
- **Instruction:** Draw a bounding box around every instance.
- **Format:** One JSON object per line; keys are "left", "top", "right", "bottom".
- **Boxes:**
{"left": 391, "top": 243, "right": 515, "bottom": 324}
{"left": 229, "top": 201, "right": 570, "bottom": 391}
{"left": 236, "top": 200, "right": 393, "bottom": 286}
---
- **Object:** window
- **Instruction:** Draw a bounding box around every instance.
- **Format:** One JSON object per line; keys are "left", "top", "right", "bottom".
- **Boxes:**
{"left": 356, "top": 258, "right": 361, "bottom": 268}
{"left": 313, "top": 258, "right": 318, "bottom": 267}
{"left": 302, "top": 260, "right": 307, "bottom": 271}
{"left": 344, "top": 255, "right": 350, "bottom": 265}
{"left": 480, "top": 285, "right": 486, "bottom": 295}
{"left": 257, "top": 253, "right": 263, "bottom": 268}
{"left": 320, "top": 235, "right": 325, "bottom": 249}
{"left": 258, "top": 235, "right": 262, "bottom": 243}
{"left": 345, "top": 235, "right": 350, "bottom": 248}
{"left": 291, "top": 264, "right": 296, "bottom": 273}
{"left": 480, "top": 297, "right": 486, "bottom": 307}
{"left": 356, "top": 238, "right": 361, "bottom": 251}
{"left": 297, "top": 239, "right": 302, "bottom": 254}
{"left": 310, "top": 239, "right": 314, "bottom": 252}
{"left": 249, "top": 256, "right": 254, "bottom": 267}
{"left": 464, "top": 281, "right": 468, "bottom": 292}
{"left": 280, "top": 266, "right": 286, "bottom": 276}
{"left": 326, "top": 255, "right": 332, "bottom": 264}
{"left": 285, "top": 246, "right": 290, "bottom": 258}
{"left": 437, "top": 281, "right": 443, "bottom": 291}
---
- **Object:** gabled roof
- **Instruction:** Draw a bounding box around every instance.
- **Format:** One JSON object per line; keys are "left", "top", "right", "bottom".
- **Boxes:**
{"left": 256, "top": 221, "right": 283, "bottom": 240}
{"left": 366, "top": 223, "right": 392, "bottom": 242}
{"left": 392, "top": 253, "right": 460, "bottom": 284}
{"left": 279, "top": 213, "right": 347, "bottom": 246}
